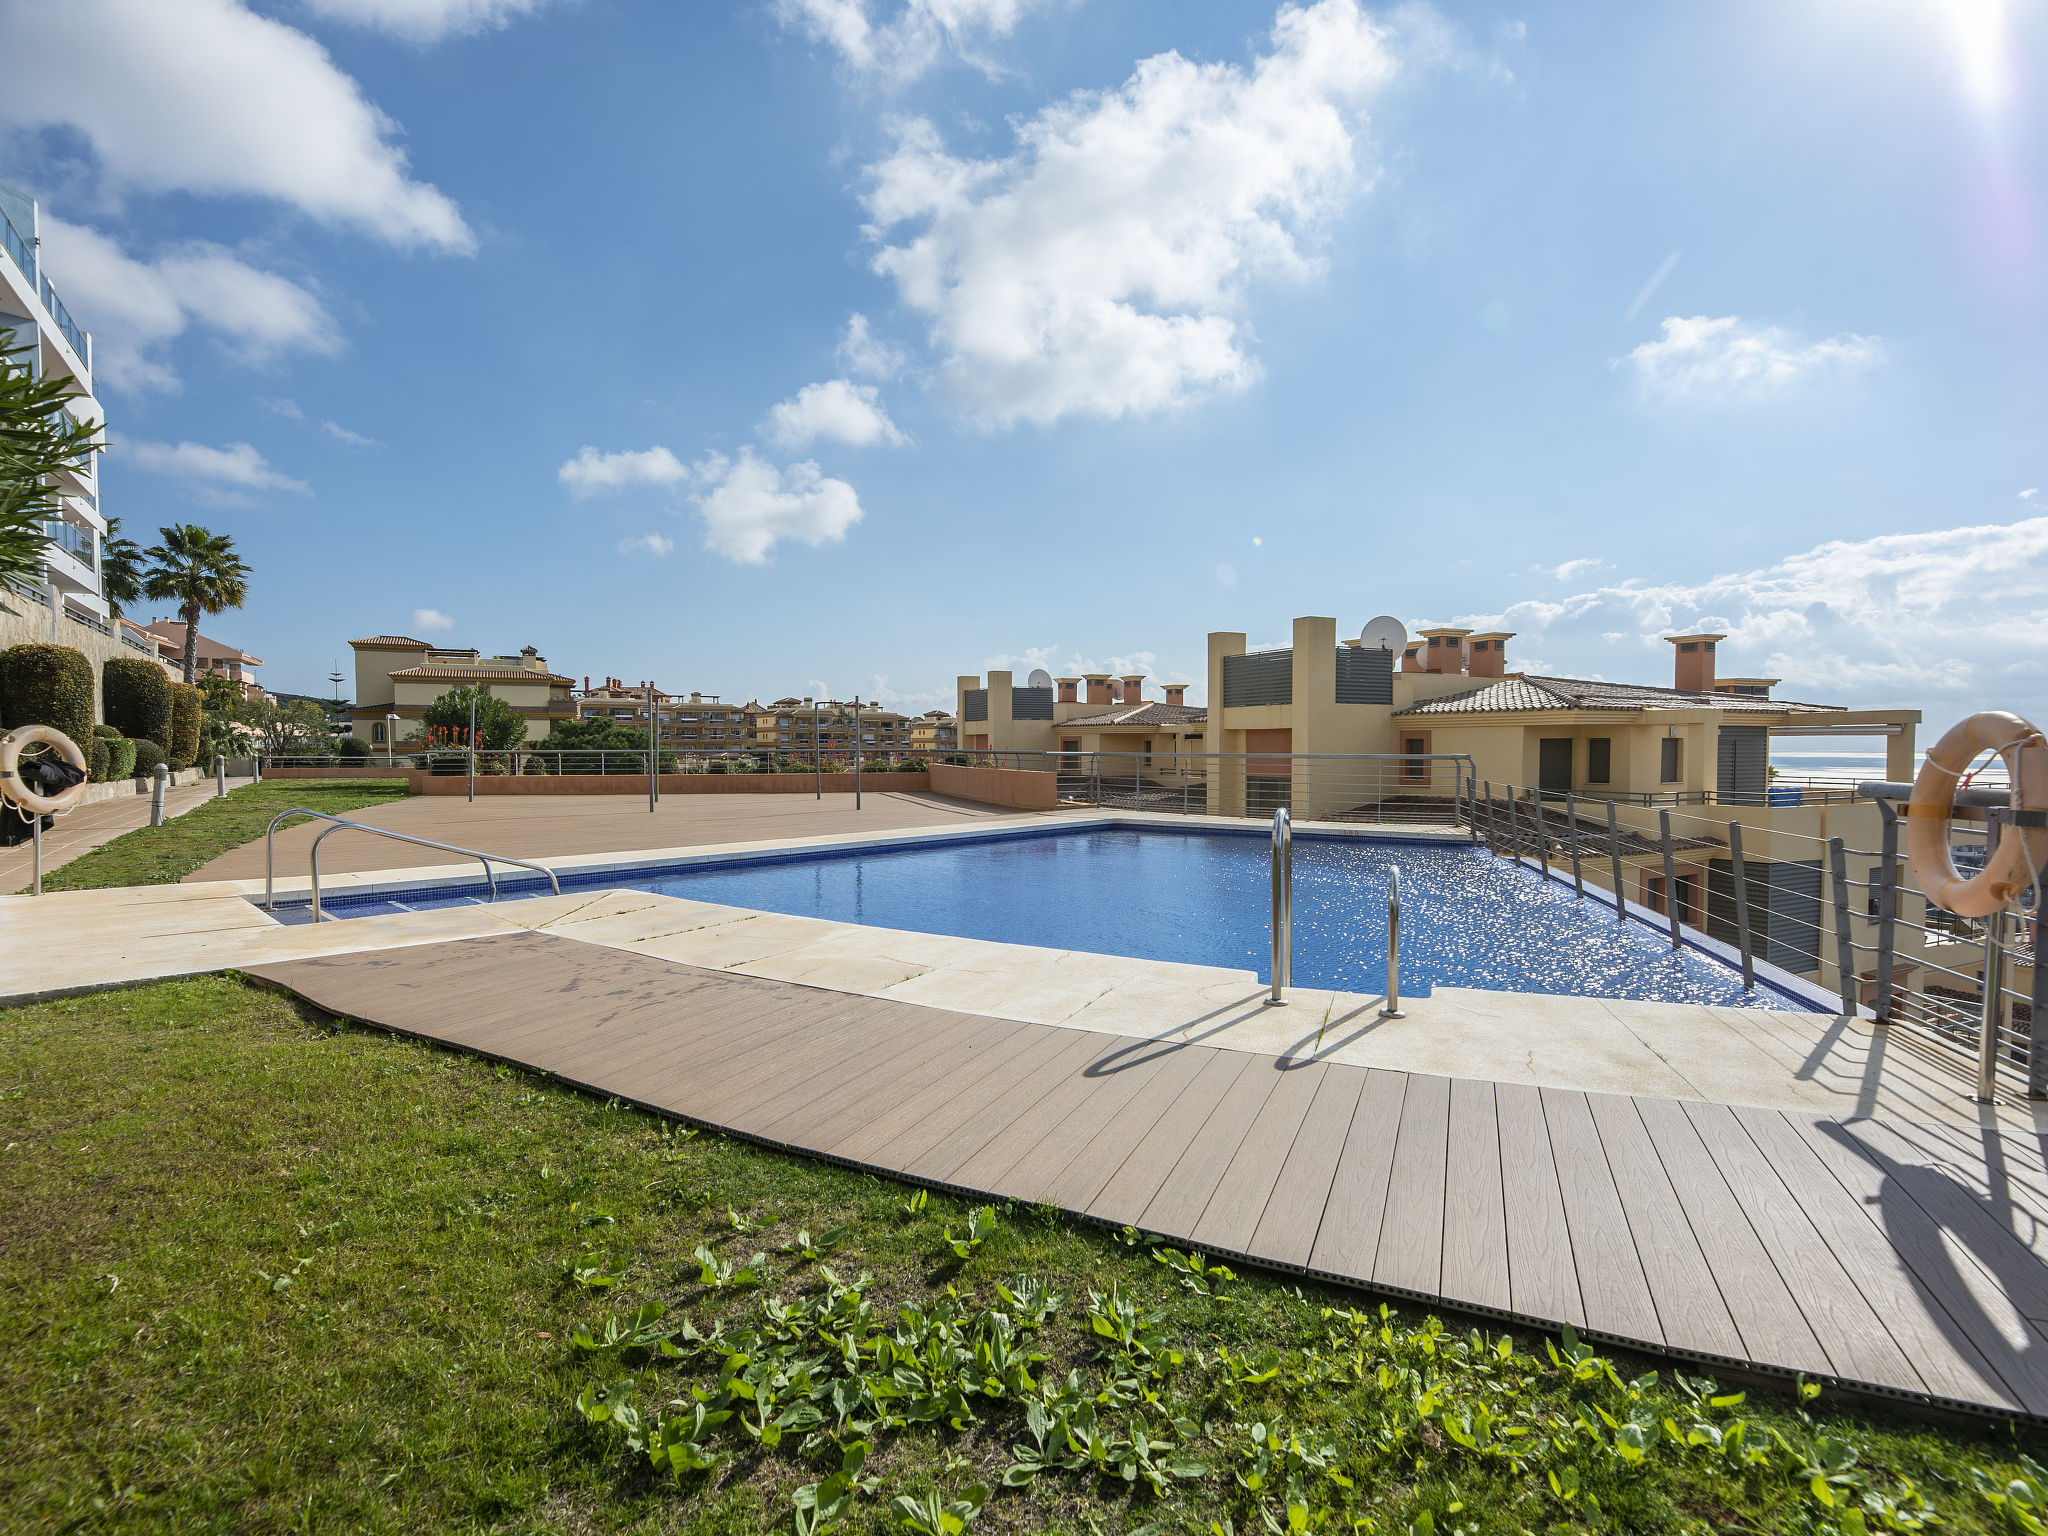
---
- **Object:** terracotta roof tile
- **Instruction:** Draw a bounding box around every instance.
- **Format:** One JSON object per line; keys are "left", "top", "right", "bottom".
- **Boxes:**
{"left": 1394, "top": 674, "right": 1842, "bottom": 717}
{"left": 388, "top": 665, "right": 575, "bottom": 684}
{"left": 349, "top": 634, "right": 433, "bottom": 649}
{"left": 1055, "top": 702, "right": 1208, "bottom": 728}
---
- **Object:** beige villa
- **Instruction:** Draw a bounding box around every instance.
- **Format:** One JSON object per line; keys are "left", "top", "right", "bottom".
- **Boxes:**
{"left": 350, "top": 635, "right": 576, "bottom": 747}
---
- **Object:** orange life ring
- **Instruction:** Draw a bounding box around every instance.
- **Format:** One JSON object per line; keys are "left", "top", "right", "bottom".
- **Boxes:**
{"left": 0, "top": 724, "right": 89, "bottom": 817}
{"left": 1905, "top": 711, "right": 2048, "bottom": 919}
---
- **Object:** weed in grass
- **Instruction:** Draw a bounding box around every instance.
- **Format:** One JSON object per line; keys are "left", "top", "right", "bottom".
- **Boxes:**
{"left": 943, "top": 1204, "right": 996, "bottom": 1260}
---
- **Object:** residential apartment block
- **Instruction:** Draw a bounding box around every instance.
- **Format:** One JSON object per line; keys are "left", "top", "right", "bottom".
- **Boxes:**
{"left": 350, "top": 636, "right": 575, "bottom": 746}
{"left": 744, "top": 697, "right": 912, "bottom": 753}
{"left": 907, "top": 709, "right": 957, "bottom": 753}
{"left": 140, "top": 621, "right": 266, "bottom": 700}
{"left": 575, "top": 679, "right": 748, "bottom": 750}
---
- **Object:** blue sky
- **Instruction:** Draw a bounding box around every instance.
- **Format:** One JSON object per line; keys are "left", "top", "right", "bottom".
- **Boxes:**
{"left": 0, "top": 0, "right": 2041, "bottom": 730}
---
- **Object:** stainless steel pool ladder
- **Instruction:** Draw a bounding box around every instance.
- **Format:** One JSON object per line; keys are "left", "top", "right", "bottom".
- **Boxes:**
{"left": 263, "top": 808, "right": 561, "bottom": 923}
{"left": 1381, "top": 865, "right": 1405, "bottom": 1019}
{"left": 1266, "top": 807, "right": 1291, "bottom": 1005}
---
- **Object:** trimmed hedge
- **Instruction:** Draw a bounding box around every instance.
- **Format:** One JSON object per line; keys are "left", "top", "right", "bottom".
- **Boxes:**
{"left": 131, "top": 739, "right": 165, "bottom": 779}
{"left": 103, "top": 736, "right": 138, "bottom": 781}
{"left": 0, "top": 644, "right": 94, "bottom": 748}
{"left": 87, "top": 735, "right": 110, "bottom": 782}
{"left": 103, "top": 657, "right": 172, "bottom": 752}
{"left": 167, "top": 683, "right": 203, "bottom": 769}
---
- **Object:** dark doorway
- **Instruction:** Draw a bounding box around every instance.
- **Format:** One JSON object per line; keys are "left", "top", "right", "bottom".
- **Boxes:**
{"left": 1538, "top": 738, "right": 1573, "bottom": 799}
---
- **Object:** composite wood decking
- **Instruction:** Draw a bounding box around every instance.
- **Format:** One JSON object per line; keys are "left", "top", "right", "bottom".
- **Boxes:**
{"left": 249, "top": 931, "right": 2048, "bottom": 1421}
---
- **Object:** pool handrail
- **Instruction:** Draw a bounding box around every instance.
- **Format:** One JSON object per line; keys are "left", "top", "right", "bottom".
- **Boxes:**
{"left": 262, "top": 808, "right": 562, "bottom": 921}
{"left": 1381, "top": 864, "right": 1405, "bottom": 1019}
{"left": 1266, "top": 806, "right": 1291, "bottom": 1005}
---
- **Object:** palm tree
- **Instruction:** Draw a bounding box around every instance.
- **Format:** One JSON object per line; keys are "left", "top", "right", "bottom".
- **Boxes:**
{"left": 99, "top": 515, "right": 143, "bottom": 618}
{"left": 143, "top": 524, "right": 251, "bottom": 684}
{"left": 0, "top": 327, "right": 96, "bottom": 610}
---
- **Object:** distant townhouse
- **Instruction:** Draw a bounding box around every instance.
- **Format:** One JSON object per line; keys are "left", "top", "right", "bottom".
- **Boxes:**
{"left": 907, "top": 709, "right": 957, "bottom": 754}
{"left": 574, "top": 678, "right": 748, "bottom": 750}
{"left": 141, "top": 620, "right": 266, "bottom": 700}
{"left": 350, "top": 635, "right": 576, "bottom": 747}
{"left": 745, "top": 697, "right": 912, "bottom": 753}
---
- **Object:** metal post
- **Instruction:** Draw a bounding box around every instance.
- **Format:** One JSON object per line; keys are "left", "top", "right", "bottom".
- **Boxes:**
{"left": 814, "top": 701, "right": 821, "bottom": 800}
{"left": 1660, "top": 810, "right": 1680, "bottom": 947}
{"left": 386, "top": 713, "right": 398, "bottom": 766}
{"left": 1381, "top": 864, "right": 1405, "bottom": 1018}
{"left": 854, "top": 698, "right": 862, "bottom": 810}
{"left": 1483, "top": 780, "right": 1498, "bottom": 853}
{"left": 1728, "top": 821, "right": 1756, "bottom": 991}
{"left": 214, "top": 754, "right": 226, "bottom": 798}
{"left": 253, "top": 751, "right": 262, "bottom": 783}
{"left": 1566, "top": 793, "right": 1584, "bottom": 897}
{"left": 1828, "top": 836, "right": 1858, "bottom": 1016}
{"left": 1977, "top": 907, "right": 2009, "bottom": 1102}
{"left": 1536, "top": 792, "right": 1550, "bottom": 880}
{"left": 30, "top": 811, "right": 41, "bottom": 896}
{"left": 1506, "top": 791, "right": 1524, "bottom": 869}
{"left": 150, "top": 761, "right": 169, "bottom": 827}
{"left": 1266, "top": 807, "right": 1291, "bottom": 1005}
{"left": 1607, "top": 800, "right": 1626, "bottom": 922}
{"left": 467, "top": 694, "right": 477, "bottom": 803}
{"left": 647, "top": 686, "right": 658, "bottom": 812}
{"left": 2031, "top": 901, "right": 2048, "bottom": 1099}
{"left": 1876, "top": 801, "right": 1901, "bottom": 1028}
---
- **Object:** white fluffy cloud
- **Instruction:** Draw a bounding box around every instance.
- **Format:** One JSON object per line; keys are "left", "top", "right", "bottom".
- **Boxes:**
{"left": 838, "top": 312, "right": 906, "bottom": 379}
{"left": 1623, "top": 315, "right": 1885, "bottom": 403}
{"left": 302, "top": 0, "right": 553, "bottom": 43}
{"left": 861, "top": 0, "right": 1398, "bottom": 427}
{"left": 1449, "top": 514, "right": 2048, "bottom": 712}
{"left": 0, "top": 0, "right": 470, "bottom": 251}
{"left": 764, "top": 379, "right": 909, "bottom": 449}
{"left": 118, "top": 437, "right": 310, "bottom": 502}
{"left": 617, "top": 532, "right": 675, "bottom": 557}
{"left": 697, "top": 450, "right": 863, "bottom": 564}
{"left": 557, "top": 445, "right": 691, "bottom": 497}
{"left": 413, "top": 607, "right": 454, "bottom": 632}
{"left": 39, "top": 219, "right": 340, "bottom": 393}
{"left": 777, "top": 0, "right": 1046, "bottom": 82}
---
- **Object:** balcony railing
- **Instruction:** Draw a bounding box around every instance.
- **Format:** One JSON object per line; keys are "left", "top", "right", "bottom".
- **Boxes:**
{"left": 0, "top": 209, "right": 32, "bottom": 286}
{"left": 39, "top": 273, "right": 88, "bottom": 367}
{"left": 44, "top": 517, "right": 94, "bottom": 564}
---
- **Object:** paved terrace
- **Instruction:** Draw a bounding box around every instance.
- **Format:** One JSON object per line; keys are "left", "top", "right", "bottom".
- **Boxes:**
{"left": 10, "top": 790, "right": 2048, "bottom": 1419}
{"left": 1, "top": 773, "right": 256, "bottom": 891}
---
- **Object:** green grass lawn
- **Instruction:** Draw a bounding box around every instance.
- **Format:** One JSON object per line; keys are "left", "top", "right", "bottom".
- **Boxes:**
{"left": 35, "top": 778, "right": 413, "bottom": 893}
{"left": 2, "top": 976, "right": 2041, "bottom": 1535}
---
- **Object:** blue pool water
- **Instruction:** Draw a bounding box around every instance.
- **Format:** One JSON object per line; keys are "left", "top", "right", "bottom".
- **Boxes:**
{"left": 272, "top": 828, "right": 1816, "bottom": 1011}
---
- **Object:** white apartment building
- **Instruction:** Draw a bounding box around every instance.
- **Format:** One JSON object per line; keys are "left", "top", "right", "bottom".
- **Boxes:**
{"left": 0, "top": 178, "right": 107, "bottom": 627}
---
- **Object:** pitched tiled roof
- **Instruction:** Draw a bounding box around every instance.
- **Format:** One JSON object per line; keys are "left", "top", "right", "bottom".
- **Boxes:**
{"left": 388, "top": 665, "right": 574, "bottom": 684}
{"left": 349, "top": 634, "right": 433, "bottom": 649}
{"left": 1055, "top": 702, "right": 1208, "bottom": 728}
{"left": 1394, "top": 675, "right": 1842, "bottom": 717}
{"left": 142, "top": 621, "right": 263, "bottom": 665}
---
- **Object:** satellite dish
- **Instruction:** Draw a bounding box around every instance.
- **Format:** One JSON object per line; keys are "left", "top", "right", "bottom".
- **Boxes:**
{"left": 1359, "top": 615, "right": 1406, "bottom": 652}
{"left": 1027, "top": 668, "right": 1054, "bottom": 689}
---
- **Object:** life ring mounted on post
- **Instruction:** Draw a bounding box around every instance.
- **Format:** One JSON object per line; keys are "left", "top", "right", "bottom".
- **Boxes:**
{"left": 0, "top": 724, "right": 91, "bottom": 817}
{"left": 1904, "top": 711, "right": 2048, "bottom": 919}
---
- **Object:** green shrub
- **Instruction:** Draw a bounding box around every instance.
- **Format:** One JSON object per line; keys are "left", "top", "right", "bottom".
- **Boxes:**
{"left": 521, "top": 754, "right": 549, "bottom": 775}
{"left": 92, "top": 723, "right": 120, "bottom": 741}
{"left": 131, "top": 739, "right": 166, "bottom": 779}
{"left": 335, "top": 736, "right": 374, "bottom": 761}
{"left": 0, "top": 643, "right": 93, "bottom": 747}
{"left": 104, "top": 736, "right": 138, "bottom": 780}
{"left": 87, "top": 734, "right": 111, "bottom": 782}
{"left": 102, "top": 657, "right": 173, "bottom": 750}
{"left": 167, "top": 683, "right": 203, "bottom": 768}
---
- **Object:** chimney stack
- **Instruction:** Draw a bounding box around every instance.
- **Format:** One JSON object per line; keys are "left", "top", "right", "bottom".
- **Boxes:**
{"left": 1084, "top": 673, "right": 1114, "bottom": 704}
{"left": 1417, "top": 627, "right": 1473, "bottom": 675}
{"left": 1163, "top": 684, "right": 1187, "bottom": 706}
{"left": 1466, "top": 631, "right": 1514, "bottom": 679}
{"left": 1120, "top": 674, "right": 1144, "bottom": 705}
{"left": 1056, "top": 676, "right": 1080, "bottom": 703}
{"left": 1666, "top": 632, "right": 1725, "bottom": 694}
{"left": 1401, "top": 643, "right": 1423, "bottom": 673}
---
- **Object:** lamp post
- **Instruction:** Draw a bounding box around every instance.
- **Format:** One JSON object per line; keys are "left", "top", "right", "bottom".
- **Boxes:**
{"left": 467, "top": 693, "right": 478, "bottom": 802}
{"left": 386, "top": 712, "right": 398, "bottom": 767}
{"left": 853, "top": 696, "right": 862, "bottom": 811}
{"left": 647, "top": 684, "right": 658, "bottom": 812}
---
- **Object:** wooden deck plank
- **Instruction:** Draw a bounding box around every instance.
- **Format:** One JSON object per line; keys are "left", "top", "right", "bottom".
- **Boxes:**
{"left": 1085, "top": 1052, "right": 1255, "bottom": 1228}
{"left": 1684, "top": 1103, "right": 1935, "bottom": 1397}
{"left": 904, "top": 1030, "right": 1123, "bottom": 1184}
{"left": 1306, "top": 1069, "right": 1408, "bottom": 1283}
{"left": 1493, "top": 1082, "right": 1583, "bottom": 1328}
{"left": 1373, "top": 1073, "right": 1450, "bottom": 1297}
{"left": 1585, "top": 1092, "right": 1744, "bottom": 1359}
{"left": 1005, "top": 1048, "right": 1211, "bottom": 1209}
{"left": 948, "top": 1040, "right": 1177, "bottom": 1197}
{"left": 1189, "top": 1062, "right": 1329, "bottom": 1256}
{"left": 1630, "top": 1096, "right": 1832, "bottom": 1376}
{"left": 1541, "top": 1088, "right": 1662, "bottom": 1346}
{"left": 805, "top": 1023, "right": 1058, "bottom": 1165}
{"left": 1243, "top": 1065, "right": 1369, "bottom": 1271}
{"left": 1440, "top": 1078, "right": 1510, "bottom": 1316}
{"left": 829, "top": 1025, "right": 1082, "bottom": 1171}
{"left": 704, "top": 1008, "right": 954, "bottom": 1130}
{"left": 1769, "top": 1108, "right": 2048, "bottom": 1413}
{"left": 1138, "top": 1058, "right": 1288, "bottom": 1240}
{"left": 1842, "top": 1120, "right": 2048, "bottom": 1324}
{"left": 741, "top": 1014, "right": 1023, "bottom": 1145}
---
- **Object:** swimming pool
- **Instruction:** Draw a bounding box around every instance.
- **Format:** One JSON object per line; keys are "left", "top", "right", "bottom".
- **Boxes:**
{"left": 267, "top": 827, "right": 1816, "bottom": 1011}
